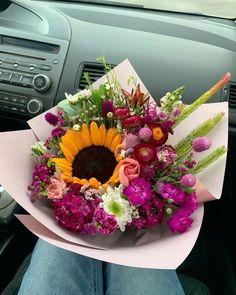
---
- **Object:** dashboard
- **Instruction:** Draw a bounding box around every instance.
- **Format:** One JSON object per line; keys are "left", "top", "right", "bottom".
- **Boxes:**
{"left": 0, "top": 0, "right": 235, "bottom": 131}
{"left": 0, "top": 1, "right": 236, "bottom": 294}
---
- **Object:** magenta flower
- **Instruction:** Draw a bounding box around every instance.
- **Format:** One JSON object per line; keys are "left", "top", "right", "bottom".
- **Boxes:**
{"left": 157, "top": 182, "right": 186, "bottom": 204}
{"left": 192, "top": 136, "right": 211, "bottom": 152}
{"left": 132, "top": 194, "right": 164, "bottom": 229}
{"left": 102, "top": 100, "right": 113, "bottom": 117}
{"left": 139, "top": 164, "right": 155, "bottom": 180}
{"left": 123, "top": 177, "right": 152, "bottom": 205}
{"left": 45, "top": 112, "right": 59, "bottom": 126}
{"left": 167, "top": 209, "right": 193, "bottom": 233}
{"left": 51, "top": 127, "right": 66, "bottom": 138}
{"left": 183, "top": 192, "right": 197, "bottom": 213}
{"left": 180, "top": 174, "right": 196, "bottom": 187}
{"left": 92, "top": 207, "right": 117, "bottom": 235}
{"left": 53, "top": 194, "right": 93, "bottom": 233}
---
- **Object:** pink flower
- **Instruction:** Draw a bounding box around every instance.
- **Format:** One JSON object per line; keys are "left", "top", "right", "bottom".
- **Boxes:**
{"left": 156, "top": 145, "right": 176, "bottom": 166}
{"left": 119, "top": 158, "right": 140, "bottom": 186}
{"left": 46, "top": 177, "right": 66, "bottom": 199}
{"left": 116, "top": 133, "right": 139, "bottom": 154}
{"left": 139, "top": 127, "right": 152, "bottom": 141}
{"left": 123, "top": 177, "right": 152, "bottom": 205}
{"left": 180, "top": 174, "right": 196, "bottom": 187}
{"left": 192, "top": 136, "right": 211, "bottom": 152}
{"left": 167, "top": 209, "right": 193, "bottom": 233}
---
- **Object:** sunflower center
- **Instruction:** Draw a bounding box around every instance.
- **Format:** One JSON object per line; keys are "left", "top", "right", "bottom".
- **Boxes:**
{"left": 72, "top": 145, "right": 117, "bottom": 184}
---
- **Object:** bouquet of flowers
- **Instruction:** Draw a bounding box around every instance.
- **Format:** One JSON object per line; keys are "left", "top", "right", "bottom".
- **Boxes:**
{"left": 28, "top": 57, "right": 229, "bottom": 236}
{"left": 0, "top": 59, "right": 230, "bottom": 268}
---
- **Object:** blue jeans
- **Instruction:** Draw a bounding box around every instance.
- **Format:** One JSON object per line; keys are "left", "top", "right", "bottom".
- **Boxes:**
{"left": 18, "top": 239, "right": 185, "bottom": 295}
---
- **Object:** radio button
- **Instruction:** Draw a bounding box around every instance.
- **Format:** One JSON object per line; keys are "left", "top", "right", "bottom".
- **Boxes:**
{"left": 39, "top": 65, "right": 51, "bottom": 71}
{"left": 32, "top": 74, "right": 51, "bottom": 92}
{"left": 2, "top": 93, "right": 11, "bottom": 101}
{"left": 0, "top": 72, "right": 11, "bottom": 82}
{"left": 27, "top": 99, "right": 43, "bottom": 115}
{"left": 21, "top": 75, "right": 33, "bottom": 87}
{"left": 10, "top": 73, "right": 22, "bottom": 85}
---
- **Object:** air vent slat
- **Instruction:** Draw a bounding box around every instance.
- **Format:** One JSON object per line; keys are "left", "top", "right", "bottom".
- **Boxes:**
{"left": 228, "top": 82, "right": 236, "bottom": 109}
{"left": 77, "top": 62, "right": 115, "bottom": 90}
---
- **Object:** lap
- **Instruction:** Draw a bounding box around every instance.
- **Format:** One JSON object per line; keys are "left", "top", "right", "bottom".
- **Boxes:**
{"left": 18, "top": 239, "right": 184, "bottom": 295}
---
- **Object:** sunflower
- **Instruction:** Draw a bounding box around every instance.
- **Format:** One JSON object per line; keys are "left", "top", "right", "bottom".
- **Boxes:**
{"left": 52, "top": 122, "right": 122, "bottom": 189}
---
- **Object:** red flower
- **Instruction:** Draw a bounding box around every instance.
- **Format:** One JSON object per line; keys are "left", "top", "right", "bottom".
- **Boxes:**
{"left": 113, "top": 107, "right": 129, "bottom": 119}
{"left": 122, "top": 115, "right": 141, "bottom": 128}
{"left": 148, "top": 123, "right": 168, "bottom": 146}
{"left": 130, "top": 84, "right": 147, "bottom": 106}
{"left": 134, "top": 143, "right": 157, "bottom": 163}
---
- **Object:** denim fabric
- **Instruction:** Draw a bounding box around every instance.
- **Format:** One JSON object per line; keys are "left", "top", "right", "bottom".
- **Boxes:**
{"left": 18, "top": 239, "right": 185, "bottom": 295}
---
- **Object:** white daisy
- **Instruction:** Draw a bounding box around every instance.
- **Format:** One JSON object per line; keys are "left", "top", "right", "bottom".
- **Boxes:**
{"left": 101, "top": 186, "right": 132, "bottom": 232}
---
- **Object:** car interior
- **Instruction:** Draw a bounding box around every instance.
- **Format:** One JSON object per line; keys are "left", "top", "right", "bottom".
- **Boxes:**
{"left": 0, "top": 0, "right": 236, "bottom": 294}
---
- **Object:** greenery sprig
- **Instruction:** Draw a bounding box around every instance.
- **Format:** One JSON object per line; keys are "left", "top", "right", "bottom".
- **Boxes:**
{"left": 174, "top": 112, "right": 225, "bottom": 157}
{"left": 190, "top": 145, "right": 227, "bottom": 174}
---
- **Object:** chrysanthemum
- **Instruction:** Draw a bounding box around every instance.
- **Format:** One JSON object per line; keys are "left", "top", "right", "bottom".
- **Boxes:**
{"left": 101, "top": 186, "right": 133, "bottom": 232}
{"left": 52, "top": 122, "right": 122, "bottom": 188}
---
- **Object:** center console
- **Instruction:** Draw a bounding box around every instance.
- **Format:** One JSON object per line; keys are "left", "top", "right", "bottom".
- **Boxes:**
{"left": 0, "top": 0, "right": 70, "bottom": 130}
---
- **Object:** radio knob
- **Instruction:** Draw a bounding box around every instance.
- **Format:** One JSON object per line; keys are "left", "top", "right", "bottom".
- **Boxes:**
{"left": 32, "top": 74, "right": 51, "bottom": 92}
{"left": 27, "top": 99, "right": 43, "bottom": 115}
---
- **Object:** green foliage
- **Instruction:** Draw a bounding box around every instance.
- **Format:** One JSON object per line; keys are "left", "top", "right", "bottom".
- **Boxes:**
{"left": 190, "top": 145, "right": 227, "bottom": 174}
{"left": 174, "top": 112, "right": 225, "bottom": 157}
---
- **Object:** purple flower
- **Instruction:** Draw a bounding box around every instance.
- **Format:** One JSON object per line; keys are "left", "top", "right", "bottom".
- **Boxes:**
{"left": 139, "top": 164, "right": 155, "bottom": 180}
{"left": 102, "top": 100, "right": 113, "bottom": 117}
{"left": 142, "top": 105, "right": 158, "bottom": 123}
{"left": 45, "top": 112, "right": 59, "bottom": 126}
{"left": 123, "top": 177, "right": 152, "bottom": 205}
{"left": 93, "top": 207, "right": 117, "bottom": 235}
{"left": 161, "top": 119, "right": 175, "bottom": 130}
{"left": 183, "top": 192, "right": 198, "bottom": 213}
{"left": 156, "top": 145, "right": 176, "bottom": 166}
{"left": 131, "top": 194, "right": 164, "bottom": 229}
{"left": 53, "top": 194, "right": 94, "bottom": 233}
{"left": 51, "top": 127, "right": 66, "bottom": 138}
{"left": 157, "top": 182, "right": 186, "bottom": 204}
{"left": 180, "top": 174, "right": 196, "bottom": 187}
{"left": 167, "top": 209, "right": 193, "bottom": 233}
{"left": 184, "top": 159, "right": 196, "bottom": 169}
{"left": 139, "top": 127, "right": 152, "bottom": 141}
{"left": 192, "top": 136, "right": 211, "bottom": 152}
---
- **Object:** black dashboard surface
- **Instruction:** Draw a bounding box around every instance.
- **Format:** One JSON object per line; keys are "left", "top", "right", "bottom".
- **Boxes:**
{"left": 0, "top": 0, "right": 235, "bottom": 128}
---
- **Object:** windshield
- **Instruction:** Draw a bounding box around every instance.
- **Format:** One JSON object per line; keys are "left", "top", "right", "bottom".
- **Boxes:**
{"left": 47, "top": 0, "right": 236, "bottom": 19}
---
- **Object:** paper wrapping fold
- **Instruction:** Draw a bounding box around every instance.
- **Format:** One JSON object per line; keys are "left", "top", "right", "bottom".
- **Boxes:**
{"left": 0, "top": 59, "right": 228, "bottom": 268}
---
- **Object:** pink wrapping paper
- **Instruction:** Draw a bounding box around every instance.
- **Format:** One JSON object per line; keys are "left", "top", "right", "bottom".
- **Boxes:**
{"left": 0, "top": 60, "right": 228, "bottom": 268}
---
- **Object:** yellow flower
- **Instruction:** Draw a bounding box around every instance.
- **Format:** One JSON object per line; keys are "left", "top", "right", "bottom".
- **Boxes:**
{"left": 52, "top": 122, "right": 122, "bottom": 189}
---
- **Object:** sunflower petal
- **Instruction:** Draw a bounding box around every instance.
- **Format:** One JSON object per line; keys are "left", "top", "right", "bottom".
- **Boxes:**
{"left": 99, "top": 124, "right": 106, "bottom": 145}
{"left": 89, "top": 177, "right": 100, "bottom": 188}
{"left": 61, "top": 135, "right": 78, "bottom": 156}
{"left": 79, "top": 124, "right": 92, "bottom": 147}
{"left": 90, "top": 122, "right": 100, "bottom": 145}
{"left": 59, "top": 143, "right": 74, "bottom": 162}
{"left": 67, "top": 130, "right": 84, "bottom": 152}
{"left": 52, "top": 158, "right": 72, "bottom": 170}
{"left": 104, "top": 128, "right": 118, "bottom": 149}
{"left": 110, "top": 134, "right": 122, "bottom": 152}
